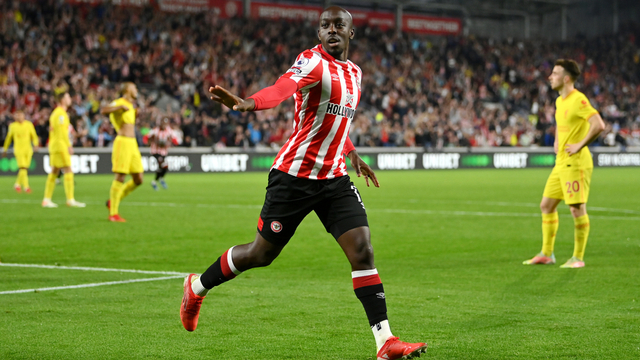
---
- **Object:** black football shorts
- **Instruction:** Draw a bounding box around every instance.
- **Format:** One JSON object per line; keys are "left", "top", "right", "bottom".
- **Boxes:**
{"left": 153, "top": 154, "right": 167, "bottom": 168}
{"left": 257, "top": 169, "right": 369, "bottom": 246}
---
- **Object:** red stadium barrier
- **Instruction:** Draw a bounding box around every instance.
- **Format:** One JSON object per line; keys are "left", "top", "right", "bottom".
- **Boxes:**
{"left": 64, "top": 0, "right": 243, "bottom": 16}
{"left": 402, "top": 14, "right": 462, "bottom": 36}
{"left": 62, "top": 0, "right": 457, "bottom": 34}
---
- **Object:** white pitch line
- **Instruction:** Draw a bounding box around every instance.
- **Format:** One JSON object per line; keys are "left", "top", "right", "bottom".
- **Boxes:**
{"left": 0, "top": 263, "right": 189, "bottom": 276}
{"left": 0, "top": 275, "right": 183, "bottom": 295}
{"left": 408, "top": 199, "right": 640, "bottom": 215}
{"left": 371, "top": 208, "right": 640, "bottom": 221}
{"left": 2, "top": 198, "right": 638, "bottom": 219}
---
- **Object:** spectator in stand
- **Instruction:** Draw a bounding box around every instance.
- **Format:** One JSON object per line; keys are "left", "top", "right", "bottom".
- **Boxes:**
{"left": 0, "top": 1, "right": 638, "bottom": 150}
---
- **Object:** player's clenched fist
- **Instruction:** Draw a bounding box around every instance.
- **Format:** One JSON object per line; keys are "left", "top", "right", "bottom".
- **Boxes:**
{"left": 209, "top": 85, "right": 255, "bottom": 112}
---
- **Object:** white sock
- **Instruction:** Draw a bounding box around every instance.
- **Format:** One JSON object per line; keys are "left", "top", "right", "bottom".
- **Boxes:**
{"left": 372, "top": 320, "right": 393, "bottom": 351}
{"left": 191, "top": 275, "right": 209, "bottom": 297}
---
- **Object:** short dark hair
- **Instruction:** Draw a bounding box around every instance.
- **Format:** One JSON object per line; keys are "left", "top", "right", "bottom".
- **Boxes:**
{"left": 555, "top": 59, "right": 581, "bottom": 82}
{"left": 54, "top": 91, "right": 68, "bottom": 103}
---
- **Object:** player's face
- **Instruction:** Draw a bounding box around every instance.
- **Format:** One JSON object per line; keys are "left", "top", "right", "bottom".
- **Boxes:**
{"left": 62, "top": 93, "right": 72, "bottom": 107}
{"left": 549, "top": 65, "right": 568, "bottom": 91}
{"left": 128, "top": 84, "right": 139, "bottom": 100}
{"left": 14, "top": 112, "right": 24, "bottom": 122}
{"left": 318, "top": 8, "right": 354, "bottom": 60}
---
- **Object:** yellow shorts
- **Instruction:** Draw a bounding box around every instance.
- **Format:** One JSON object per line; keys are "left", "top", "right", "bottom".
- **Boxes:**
{"left": 543, "top": 166, "right": 592, "bottom": 205}
{"left": 15, "top": 151, "right": 33, "bottom": 169}
{"left": 50, "top": 151, "right": 71, "bottom": 168}
{"left": 112, "top": 136, "right": 143, "bottom": 174}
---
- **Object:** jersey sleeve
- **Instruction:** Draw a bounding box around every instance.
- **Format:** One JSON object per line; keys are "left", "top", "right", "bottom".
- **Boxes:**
{"left": 343, "top": 136, "right": 355, "bottom": 155}
{"left": 3, "top": 124, "right": 13, "bottom": 151}
{"left": 248, "top": 78, "right": 298, "bottom": 111}
{"left": 248, "top": 50, "right": 323, "bottom": 111}
{"left": 279, "top": 50, "right": 323, "bottom": 90}
{"left": 576, "top": 94, "right": 598, "bottom": 121}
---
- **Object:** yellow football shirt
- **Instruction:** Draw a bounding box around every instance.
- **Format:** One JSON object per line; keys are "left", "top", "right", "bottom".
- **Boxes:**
{"left": 554, "top": 89, "right": 599, "bottom": 168}
{"left": 108, "top": 98, "right": 136, "bottom": 133}
{"left": 3, "top": 121, "right": 38, "bottom": 153}
{"left": 48, "top": 106, "right": 71, "bottom": 152}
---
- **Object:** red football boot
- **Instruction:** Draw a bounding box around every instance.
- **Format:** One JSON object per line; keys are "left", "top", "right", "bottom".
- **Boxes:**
{"left": 377, "top": 336, "right": 428, "bottom": 360}
{"left": 180, "top": 274, "right": 205, "bottom": 332}
{"left": 108, "top": 214, "right": 126, "bottom": 222}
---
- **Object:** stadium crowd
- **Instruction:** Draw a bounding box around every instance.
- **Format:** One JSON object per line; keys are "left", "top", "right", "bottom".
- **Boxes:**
{"left": 1, "top": 0, "right": 639, "bottom": 151}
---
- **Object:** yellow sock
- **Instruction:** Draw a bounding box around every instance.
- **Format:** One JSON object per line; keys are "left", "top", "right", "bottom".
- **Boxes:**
{"left": 120, "top": 180, "right": 139, "bottom": 201}
{"left": 44, "top": 173, "right": 56, "bottom": 199}
{"left": 20, "top": 169, "right": 29, "bottom": 189}
{"left": 573, "top": 215, "right": 590, "bottom": 260}
{"left": 110, "top": 180, "right": 124, "bottom": 216}
{"left": 64, "top": 173, "right": 74, "bottom": 201}
{"left": 541, "top": 212, "right": 559, "bottom": 257}
{"left": 15, "top": 171, "right": 22, "bottom": 187}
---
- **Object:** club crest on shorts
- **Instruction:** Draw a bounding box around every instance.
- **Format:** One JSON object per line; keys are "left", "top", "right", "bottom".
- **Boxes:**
{"left": 271, "top": 221, "right": 283, "bottom": 233}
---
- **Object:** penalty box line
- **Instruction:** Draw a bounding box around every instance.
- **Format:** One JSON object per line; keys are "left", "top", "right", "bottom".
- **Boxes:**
{"left": 0, "top": 263, "right": 189, "bottom": 295}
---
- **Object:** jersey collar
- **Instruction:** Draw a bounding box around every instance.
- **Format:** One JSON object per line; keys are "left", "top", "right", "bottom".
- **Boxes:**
{"left": 561, "top": 89, "right": 577, "bottom": 101}
{"left": 316, "top": 45, "right": 349, "bottom": 65}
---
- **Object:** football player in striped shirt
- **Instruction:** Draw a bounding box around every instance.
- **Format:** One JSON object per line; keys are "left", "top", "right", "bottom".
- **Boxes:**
{"left": 180, "top": 6, "right": 427, "bottom": 360}
{"left": 143, "top": 117, "right": 180, "bottom": 191}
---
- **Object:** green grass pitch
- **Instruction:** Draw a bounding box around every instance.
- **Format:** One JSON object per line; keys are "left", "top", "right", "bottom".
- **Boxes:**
{"left": 1, "top": 168, "right": 639, "bottom": 359}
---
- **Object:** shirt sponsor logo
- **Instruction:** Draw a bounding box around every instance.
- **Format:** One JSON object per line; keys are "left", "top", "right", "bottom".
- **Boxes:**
{"left": 326, "top": 103, "right": 355, "bottom": 119}
{"left": 377, "top": 153, "right": 418, "bottom": 170}
{"left": 423, "top": 153, "right": 460, "bottom": 169}
{"left": 201, "top": 154, "right": 249, "bottom": 172}
{"left": 493, "top": 153, "right": 528, "bottom": 168}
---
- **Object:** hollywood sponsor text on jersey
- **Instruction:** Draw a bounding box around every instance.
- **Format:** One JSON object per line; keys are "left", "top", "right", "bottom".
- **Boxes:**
{"left": 326, "top": 102, "right": 356, "bottom": 119}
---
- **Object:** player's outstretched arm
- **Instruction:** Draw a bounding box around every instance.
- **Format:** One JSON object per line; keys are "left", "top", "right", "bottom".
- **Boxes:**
{"left": 347, "top": 150, "right": 380, "bottom": 188}
{"left": 100, "top": 104, "right": 129, "bottom": 115}
{"left": 209, "top": 85, "right": 255, "bottom": 112}
{"left": 210, "top": 78, "right": 298, "bottom": 112}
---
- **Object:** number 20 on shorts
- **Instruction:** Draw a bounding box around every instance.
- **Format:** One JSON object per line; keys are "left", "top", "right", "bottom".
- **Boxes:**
{"left": 565, "top": 181, "right": 580, "bottom": 194}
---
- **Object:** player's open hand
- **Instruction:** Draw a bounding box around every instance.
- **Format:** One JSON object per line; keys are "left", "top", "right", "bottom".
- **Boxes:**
{"left": 564, "top": 143, "right": 581, "bottom": 156}
{"left": 209, "top": 85, "right": 255, "bottom": 112}
{"left": 348, "top": 151, "right": 380, "bottom": 188}
{"left": 1, "top": 151, "right": 6, "bottom": 158}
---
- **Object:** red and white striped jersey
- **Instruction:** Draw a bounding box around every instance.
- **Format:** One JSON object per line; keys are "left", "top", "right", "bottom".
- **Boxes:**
{"left": 146, "top": 127, "right": 179, "bottom": 156}
{"left": 271, "top": 45, "right": 362, "bottom": 180}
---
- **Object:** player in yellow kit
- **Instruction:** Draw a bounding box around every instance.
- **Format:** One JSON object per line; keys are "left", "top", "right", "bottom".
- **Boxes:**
{"left": 524, "top": 59, "right": 605, "bottom": 268}
{"left": 101, "top": 82, "right": 143, "bottom": 222}
{"left": 42, "top": 92, "right": 86, "bottom": 208}
{"left": 2, "top": 111, "right": 38, "bottom": 193}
